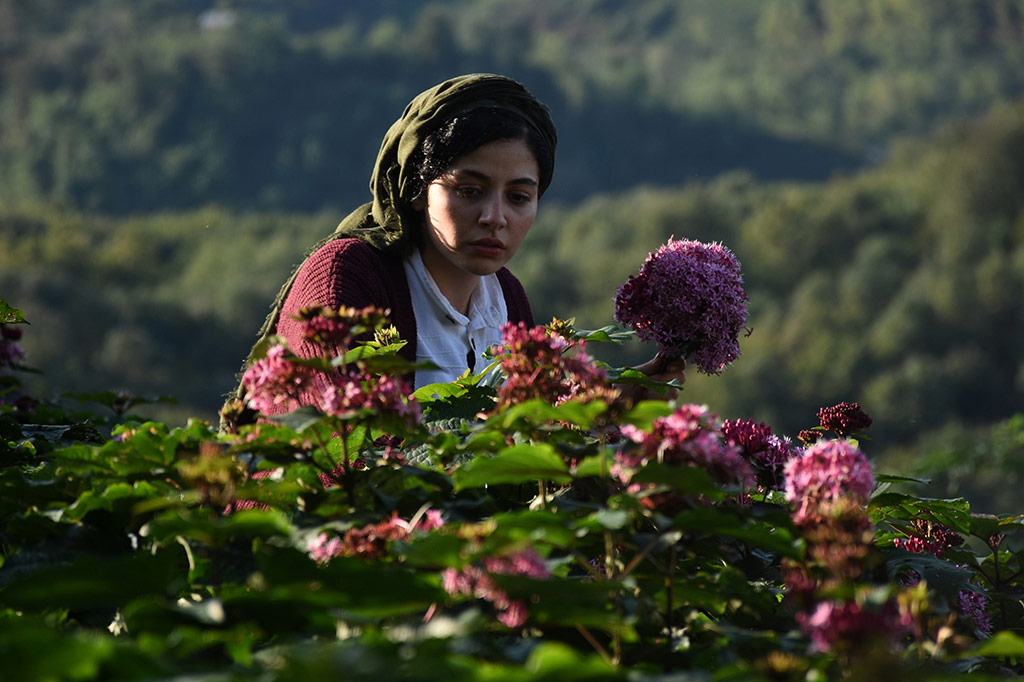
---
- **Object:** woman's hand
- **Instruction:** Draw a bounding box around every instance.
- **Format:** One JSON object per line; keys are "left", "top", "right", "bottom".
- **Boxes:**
{"left": 615, "top": 352, "right": 686, "bottom": 408}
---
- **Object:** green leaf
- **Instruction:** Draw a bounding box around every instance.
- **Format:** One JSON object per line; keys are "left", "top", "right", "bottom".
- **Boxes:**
{"left": 523, "top": 641, "right": 619, "bottom": 680}
{"left": 343, "top": 350, "right": 423, "bottom": 376}
{"left": 572, "top": 454, "right": 613, "bottom": 478}
{"left": 0, "top": 298, "right": 27, "bottom": 324}
{"left": 64, "top": 480, "right": 165, "bottom": 520}
{"left": 671, "top": 507, "right": 799, "bottom": 557}
{"left": 572, "top": 325, "right": 634, "bottom": 344}
{"left": 453, "top": 444, "right": 571, "bottom": 490}
{"left": 578, "top": 508, "right": 630, "bottom": 531}
{"left": 875, "top": 473, "right": 932, "bottom": 485}
{"left": 868, "top": 493, "right": 972, "bottom": 534}
{"left": 969, "top": 514, "right": 1002, "bottom": 539}
{"left": 462, "top": 429, "right": 510, "bottom": 452}
{"left": 885, "top": 549, "right": 976, "bottom": 599}
{"left": 413, "top": 382, "right": 469, "bottom": 402}
{"left": 484, "top": 509, "right": 577, "bottom": 547}
{"left": 967, "top": 630, "right": 1024, "bottom": 658}
{"left": 256, "top": 551, "right": 445, "bottom": 620}
{"left": 601, "top": 366, "right": 681, "bottom": 396}
{"left": 631, "top": 461, "right": 724, "bottom": 499}
{"left": 272, "top": 405, "right": 329, "bottom": 432}
{"left": 969, "top": 513, "right": 1024, "bottom": 537}
{"left": 0, "top": 615, "right": 128, "bottom": 682}
{"left": 491, "top": 574, "right": 633, "bottom": 635}
{"left": 143, "top": 508, "right": 295, "bottom": 545}
{"left": 0, "top": 551, "right": 183, "bottom": 611}
{"left": 394, "top": 532, "right": 467, "bottom": 568}
{"left": 492, "top": 398, "right": 607, "bottom": 429}
{"left": 618, "top": 400, "right": 675, "bottom": 429}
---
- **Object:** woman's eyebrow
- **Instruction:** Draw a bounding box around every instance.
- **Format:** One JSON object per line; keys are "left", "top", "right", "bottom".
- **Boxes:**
{"left": 450, "top": 168, "right": 539, "bottom": 186}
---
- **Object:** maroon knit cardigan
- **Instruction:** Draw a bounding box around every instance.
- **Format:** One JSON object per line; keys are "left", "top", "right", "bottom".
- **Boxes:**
{"left": 275, "top": 237, "right": 534, "bottom": 394}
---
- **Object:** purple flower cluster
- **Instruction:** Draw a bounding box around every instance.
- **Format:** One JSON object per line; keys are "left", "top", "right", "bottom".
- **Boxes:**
{"left": 614, "top": 238, "right": 748, "bottom": 375}
{"left": 493, "top": 322, "right": 614, "bottom": 409}
{"left": 618, "top": 404, "right": 754, "bottom": 491}
{"left": 958, "top": 590, "right": 992, "bottom": 638}
{"left": 0, "top": 324, "right": 26, "bottom": 369}
{"left": 797, "top": 600, "right": 911, "bottom": 653}
{"left": 721, "top": 418, "right": 794, "bottom": 488}
{"left": 817, "top": 402, "right": 873, "bottom": 437}
{"left": 442, "top": 548, "right": 550, "bottom": 628}
{"left": 784, "top": 440, "right": 874, "bottom": 525}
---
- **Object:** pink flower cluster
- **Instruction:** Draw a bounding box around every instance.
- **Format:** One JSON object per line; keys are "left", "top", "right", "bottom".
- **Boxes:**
{"left": 318, "top": 373, "right": 420, "bottom": 424}
{"left": 493, "top": 322, "right": 613, "bottom": 409}
{"left": 783, "top": 440, "right": 874, "bottom": 525}
{"left": 0, "top": 324, "right": 26, "bottom": 369}
{"left": 242, "top": 344, "right": 314, "bottom": 414}
{"left": 893, "top": 519, "right": 964, "bottom": 559}
{"left": 242, "top": 347, "right": 419, "bottom": 424}
{"left": 797, "top": 600, "right": 911, "bottom": 653}
{"left": 295, "top": 305, "right": 391, "bottom": 352}
{"left": 618, "top": 404, "right": 754, "bottom": 490}
{"left": 721, "top": 418, "right": 794, "bottom": 487}
{"left": 442, "top": 548, "right": 550, "bottom": 628}
{"left": 817, "top": 402, "right": 873, "bottom": 437}
{"left": 242, "top": 304, "right": 419, "bottom": 422}
{"left": 890, "top": 518, "right": 990, "bottom": 637}
{"left": 309, "top": 511, "right": 444, "bottom": 563}
{"left": 614, "top": 238, "right": 748, "bottom": 375}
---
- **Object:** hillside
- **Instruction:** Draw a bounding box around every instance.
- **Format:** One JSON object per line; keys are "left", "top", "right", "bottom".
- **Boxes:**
{"left": 2, "top": 0, "right": 1023, "bottom": 465}
{"left": 3, "top": 98, "right": 1023, "bottom": 452}
{"left": 2, "top": 0, "right": 1022, "bottom": 213}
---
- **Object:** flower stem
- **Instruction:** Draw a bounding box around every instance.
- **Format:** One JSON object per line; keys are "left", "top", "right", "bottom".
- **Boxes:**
{"left": 664, "top": 544, "right": 676, "bottom": 671}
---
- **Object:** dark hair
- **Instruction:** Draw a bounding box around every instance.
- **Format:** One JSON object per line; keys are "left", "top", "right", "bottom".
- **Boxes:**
{"left": 408, "top": 106, "right": 555, "bottom": 203}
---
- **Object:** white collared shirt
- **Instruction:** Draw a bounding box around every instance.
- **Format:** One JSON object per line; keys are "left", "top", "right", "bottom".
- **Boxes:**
{"left": 403, "top": 250, "right": 507, "bottom": 389}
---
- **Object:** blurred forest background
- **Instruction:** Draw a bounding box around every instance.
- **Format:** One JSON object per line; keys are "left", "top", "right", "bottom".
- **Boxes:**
{"left": 2, "top": 0, "right": 1023, "bottom": 509}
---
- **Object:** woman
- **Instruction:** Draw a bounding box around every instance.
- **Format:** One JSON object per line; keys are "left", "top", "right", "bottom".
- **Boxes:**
{"left": 224, "top": 73, "right": 681, "bottom": 427}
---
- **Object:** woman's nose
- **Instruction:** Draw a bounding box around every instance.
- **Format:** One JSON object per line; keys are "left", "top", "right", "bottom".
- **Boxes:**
{"left": 479, "top": 193, "right": 508, "bottom": 228}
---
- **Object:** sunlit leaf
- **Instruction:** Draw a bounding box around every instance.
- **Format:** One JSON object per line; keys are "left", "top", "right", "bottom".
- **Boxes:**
{"left": 967, "top": 630, "right": 1024, "bottom": 658}
{"left": 572, "top": 325, "right": 634, "bottom": 344}
{"left": 869, "top": 493, "right": 972, "bottom": 534}
{"left": 453, "top": 444, "right": 571, "bottom": 490}
{"left": 0, "top": 298, "right": 27, "bottom": 324}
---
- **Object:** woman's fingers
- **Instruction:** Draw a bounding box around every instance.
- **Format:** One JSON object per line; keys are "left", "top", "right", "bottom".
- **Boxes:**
{"left": 646, "top": 353, "right": 686, "bottom": 386}
{"left": 614, "top": 353, "right": 686, "bottom": 408}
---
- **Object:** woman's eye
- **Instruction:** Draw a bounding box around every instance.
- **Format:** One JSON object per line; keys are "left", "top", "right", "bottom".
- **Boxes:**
{"left": 455, "top": 185, "right": 481, "bottom": 198}
{"left": 508, "top": 192, "right": 533, "bottom": 205}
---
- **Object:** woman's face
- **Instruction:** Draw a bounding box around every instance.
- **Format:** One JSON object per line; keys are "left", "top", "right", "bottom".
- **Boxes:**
{"left": 416, "top": 138, "right": 540, "bottom": 293}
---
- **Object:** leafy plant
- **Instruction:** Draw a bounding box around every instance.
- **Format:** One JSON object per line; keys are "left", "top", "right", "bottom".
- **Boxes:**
{"left": 2, "top": 301, "right": 1022, "bottom": 680}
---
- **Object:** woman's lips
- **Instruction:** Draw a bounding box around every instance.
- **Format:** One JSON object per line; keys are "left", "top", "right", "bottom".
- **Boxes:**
{"left": 468, "top": 239, "right": 506, "bottom": 257}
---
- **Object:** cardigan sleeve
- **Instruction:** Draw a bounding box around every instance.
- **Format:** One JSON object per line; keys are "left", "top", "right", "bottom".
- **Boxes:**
{"left": 277, "top": 239, "right": 390, "bottom": 355}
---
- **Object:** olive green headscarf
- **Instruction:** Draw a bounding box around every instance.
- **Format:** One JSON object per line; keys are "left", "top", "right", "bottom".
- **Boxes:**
{"left": 335, "top": 72, "right": 558, "bottom": 251}
{"left": 223, "top": 74, "right": 557, "bottom": 424}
